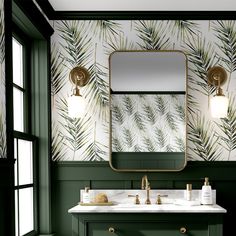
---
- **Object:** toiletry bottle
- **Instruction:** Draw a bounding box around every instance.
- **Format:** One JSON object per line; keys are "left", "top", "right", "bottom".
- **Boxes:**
{"left": 186, "top": 184, "right": 192, "bottom": 201}
{"left": 82, "top": 187, "right": 90, "bottom": 203}
{"left": 201, "top": 177, "right": 213, "bottom": 205}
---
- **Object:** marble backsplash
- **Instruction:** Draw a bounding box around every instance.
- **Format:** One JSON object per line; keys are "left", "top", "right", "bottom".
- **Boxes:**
{"left": 80, "top": 189, "right": 216, "bottom": 205}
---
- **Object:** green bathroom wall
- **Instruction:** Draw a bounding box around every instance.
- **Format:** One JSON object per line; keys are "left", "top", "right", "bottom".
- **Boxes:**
{"left": 51, "top": 20, "right": 236, "bottom": 161}
{"left": 51, "top": 161, "right": 236, "bottom": 236}
{"left": 0, "top": 0, "right": 6, "bottom": 159}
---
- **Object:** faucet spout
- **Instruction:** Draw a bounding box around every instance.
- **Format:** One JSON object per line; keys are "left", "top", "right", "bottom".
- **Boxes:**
{"left": 141, "top": 175, "right": 149, "bottom": 190}
{"left": 141, "top": 175, "right": 151, "bottom": 204}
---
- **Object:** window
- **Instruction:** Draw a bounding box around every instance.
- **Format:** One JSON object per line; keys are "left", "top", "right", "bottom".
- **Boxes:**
{"left": 13, "top": 34, "right": 37, "bottom": 236}
{"left": 12, "top": 37, "right": 25, "bottom": 132}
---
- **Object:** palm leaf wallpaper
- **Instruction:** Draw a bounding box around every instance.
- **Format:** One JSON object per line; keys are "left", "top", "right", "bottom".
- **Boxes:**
{"left": 51, "top": 20, "right": 236, "bottom": 161}
{"left": 0, "top": 0, "right": 6, "bottom": 159}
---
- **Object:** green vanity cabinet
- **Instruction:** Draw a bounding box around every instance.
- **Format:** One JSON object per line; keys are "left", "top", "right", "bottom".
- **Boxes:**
{"left": 71, "top": 213, "right": 224, "bottom": 236}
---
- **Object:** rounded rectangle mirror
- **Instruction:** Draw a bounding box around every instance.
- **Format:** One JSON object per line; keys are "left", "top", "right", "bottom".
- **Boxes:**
{"left": 109, "top": 50, "right": 187, "bottom": 172}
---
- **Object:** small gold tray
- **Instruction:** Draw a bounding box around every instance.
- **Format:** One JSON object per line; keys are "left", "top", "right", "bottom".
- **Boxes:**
{"left": 79, "top": 202, "right": 114, "bottom": 206}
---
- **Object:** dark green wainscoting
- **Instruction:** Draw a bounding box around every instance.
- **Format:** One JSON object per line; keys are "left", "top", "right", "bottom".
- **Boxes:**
{"left": 111, "top": 152, "right": 185, "bottom": 170}
{"left": 0, "top": 159, "right": 15, "bottom": 236}
{"left": 51, "top": 161, "right": 236, "bottom": 236}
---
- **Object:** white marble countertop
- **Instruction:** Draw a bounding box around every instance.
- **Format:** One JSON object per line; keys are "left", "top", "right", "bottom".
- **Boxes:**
{"left": 68, "top": 189, "right": 227, "bottom": 214}
{"left": 68, "top": 203, "right": 226, "bottom": 214}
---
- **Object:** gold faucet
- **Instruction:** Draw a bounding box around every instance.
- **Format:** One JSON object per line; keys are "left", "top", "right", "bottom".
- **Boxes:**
{"left": 141, "top": 175, "right": 151, "bottom": 204}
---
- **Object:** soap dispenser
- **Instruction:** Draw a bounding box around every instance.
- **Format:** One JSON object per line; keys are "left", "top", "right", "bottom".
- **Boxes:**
{"left": 201, "top": 177, "right": 213, "bottom": 205}
{"left": 82, "top": 187, "right": 90, "bottom": 203}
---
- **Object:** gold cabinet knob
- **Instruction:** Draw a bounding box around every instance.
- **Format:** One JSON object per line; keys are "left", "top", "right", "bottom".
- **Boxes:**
{"left": 108, "top": 227, "right": 115, "bottom": 233}
{"left": 180, "top": 227, "right": 187, "bottom": 234}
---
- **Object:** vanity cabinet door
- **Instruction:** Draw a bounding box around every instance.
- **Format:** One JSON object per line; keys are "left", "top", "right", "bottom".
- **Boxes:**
{"left": 87, "top": 222, "right": 208, "bottom": 236}
{"left": 73, "top": 213, "right": 223, "bottom": 236}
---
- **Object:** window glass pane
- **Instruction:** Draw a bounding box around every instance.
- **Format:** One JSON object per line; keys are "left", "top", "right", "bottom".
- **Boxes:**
{"left": 18, "top": 139, "right": 33, "bottom": 185}
{"left": 12, "top": 37, "right": 23, "bottom": 87}
{"left": 19, "top": 188, "right": 34, "bottom": 236}
{"left": 15, "top": 190, "right": 19, "bottom": 236}
{"left": 13, "top": 88, "right": 24, "bottom": 132}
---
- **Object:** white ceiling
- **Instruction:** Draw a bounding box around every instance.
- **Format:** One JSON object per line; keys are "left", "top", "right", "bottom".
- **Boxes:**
{"left": 48, "top": 0, "right": 236, "bottom": 11}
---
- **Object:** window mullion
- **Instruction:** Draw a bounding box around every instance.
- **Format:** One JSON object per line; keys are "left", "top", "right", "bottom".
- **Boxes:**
{"left": 15, "top": 184, "right": 34, "bottom": 190}
{"left": 13, "top": 83, "right": 25, "bottom": 92}
{"left": 24, "top": 44, "right": 31, "bottom": 134}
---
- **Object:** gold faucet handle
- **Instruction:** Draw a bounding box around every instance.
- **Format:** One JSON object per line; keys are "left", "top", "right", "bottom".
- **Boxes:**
{"left": 156, "top": 194, "right": 168, "bottom": 204}
{"left": 128, "top": 194, "right": 140, "bottom": 204}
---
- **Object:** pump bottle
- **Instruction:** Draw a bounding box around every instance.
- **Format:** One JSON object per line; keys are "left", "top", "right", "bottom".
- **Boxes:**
{"left": 201, "top": 177, "right": 213, "bottom": 205}
{"left": 82, "top": 187, "right": 90, "bottom": 203}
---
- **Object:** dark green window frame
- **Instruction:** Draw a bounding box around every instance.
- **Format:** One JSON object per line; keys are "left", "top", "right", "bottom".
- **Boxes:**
{"left": 10, "top": 1, "right": 54, "bottom": 235}
{"left": 12, "top": 27, "right": 38, "bottom": 236}
{"left": 14, "top": 132, "right": 38, "bottom": 236}
{"left": 12, "top": 26, "right": 31, "bottom": 133}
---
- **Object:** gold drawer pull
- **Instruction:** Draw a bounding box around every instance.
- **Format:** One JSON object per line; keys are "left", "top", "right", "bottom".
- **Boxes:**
{"left": 180, "top": 227, "right": 187, "bottom": 234}
{"left": 108, "top": 227, "right": 115, "bottom": 233}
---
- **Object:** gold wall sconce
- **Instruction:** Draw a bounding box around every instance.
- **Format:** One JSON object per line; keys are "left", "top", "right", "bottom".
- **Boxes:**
{"left": 67, "top": 66, "right": 90, "bottom": 118}
{"left": 207, "top": 66, "right": 229, "bottom": 118}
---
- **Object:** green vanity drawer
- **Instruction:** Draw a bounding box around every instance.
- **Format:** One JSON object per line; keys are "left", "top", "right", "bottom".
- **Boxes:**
{"left": 72, "top": 213, "right": 223, "bottom": 236}
{"left": 88, "top": 221, "right": 208, "bottom": 236}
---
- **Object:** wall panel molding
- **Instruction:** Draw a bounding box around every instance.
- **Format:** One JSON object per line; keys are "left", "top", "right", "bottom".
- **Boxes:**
{"left": 52, "top": 161, "right": 236, "bottom": 236}
{"left": 53, "top": 161, "right": 236, "bottom": 181}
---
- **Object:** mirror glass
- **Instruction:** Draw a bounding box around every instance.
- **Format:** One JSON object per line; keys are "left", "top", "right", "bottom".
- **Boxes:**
{"left": 109, "top": 51, "right": 187, "bottom": 172}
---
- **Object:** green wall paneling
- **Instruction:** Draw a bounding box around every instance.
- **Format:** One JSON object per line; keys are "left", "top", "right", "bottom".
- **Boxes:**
{"left": 91, "top": 180, "right": 128, "bottom": 189}
{"left": 0, "top": 159, "right": 15, "bottom": 236}
{"left": 52, "top": 181, "right": 81, "bottom": 236}
{"left": 111, "top": 152, "right": 185, "bottom": 170}
{"left": 52, "top": 161, "right": 236, "bottom": 236}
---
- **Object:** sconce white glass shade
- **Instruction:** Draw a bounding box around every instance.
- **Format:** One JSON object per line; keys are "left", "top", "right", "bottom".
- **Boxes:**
{"left": 67, "top": 95, "right": 86, "bottom": 118}
{"left": 210, "top": 95, "right": 229, "bottom": 118}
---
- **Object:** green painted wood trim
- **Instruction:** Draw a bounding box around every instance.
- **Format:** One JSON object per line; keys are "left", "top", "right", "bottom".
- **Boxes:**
{"left": 31, "top": 40, "right": 52, "bottom": 235}
{"left": 52, "top": 161, "right": 236, "bottom": 181}
{"left": 35, "top": 0, "right": 55, "bottom": 19}
{"left": 34, "top": 2, "right": 236, "bottom": 21}
{"left": 12, "top": 2, "right": 43, "bottom": 40}
{"left": 12, "top": 3, "right": 53, "bottom": 235}
{"left": 47, "top": 11, "right": 236, "bottom": 20}
{"left": 13, "top": 0, "right": 54, "bottom": 38}
{"left": 72, "top": 215, "right": 79, "bottom": 236}
{"left": 35, "top": 0, "right": 236, "bottom": 20}
{"left": 111, "top": 152, "right": 185, "bottom": 170}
